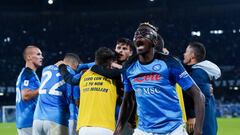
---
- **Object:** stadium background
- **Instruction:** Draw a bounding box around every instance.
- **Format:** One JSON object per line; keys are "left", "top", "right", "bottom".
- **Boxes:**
{"left": 0, "top": 0, "right": 240, "bottom": 134}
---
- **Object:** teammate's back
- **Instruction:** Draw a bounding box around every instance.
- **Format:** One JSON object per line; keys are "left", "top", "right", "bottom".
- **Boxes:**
{"left": 33, "top": 53, "right": 81, "bottom": 135}
{"left": 34, "top": 65, "right": 70, "bottom": 126}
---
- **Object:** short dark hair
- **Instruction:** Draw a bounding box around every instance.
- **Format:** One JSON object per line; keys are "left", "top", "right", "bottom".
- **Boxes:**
{"left": 64, "top": 53, "right": 82, "bottom": 65}
{"left": 23, "top": 45, "right": 39, "bottom": 61}
{"left": 189, "top": 42, "right": 206, "bottom": 62}
{"left": 116, "top": 38, "right": 134, "bottom": 51}
{"left": 95, "top": 47, "right": 115, "bottom": 68}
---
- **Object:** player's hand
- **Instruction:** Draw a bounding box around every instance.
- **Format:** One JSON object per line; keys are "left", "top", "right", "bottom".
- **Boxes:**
{"left": 111, "top": 62, "right": 122, "bottom": 69}
{"left": 113, "top": 128, "right": 122, "bottom": 135}
{"left": 186, "top": 118, "right": 196, "bottom": 134}
{"left": 55, "top": 60, "right": 65, "bottom": 67}
{"left": 129, "top": 121, "right": 136, "bottom": 129}
{"left": 113, "top": 125, "right": 124, "bottom": 135}
{"left": 162, "top": 48, "right": 169, "bottom": 55}
{"left": 193, "top": 131, "right": 202, "bottom": 135}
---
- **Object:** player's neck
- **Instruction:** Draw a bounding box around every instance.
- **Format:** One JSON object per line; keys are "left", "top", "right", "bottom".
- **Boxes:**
{"left": 187, "top": 59, "right": 198, "bottom": 65}
{"left": 138, "top": 51, "right": 154, "bottom": 64}
{"left": 25, "top": 62, "right": 37, "bottom": 71}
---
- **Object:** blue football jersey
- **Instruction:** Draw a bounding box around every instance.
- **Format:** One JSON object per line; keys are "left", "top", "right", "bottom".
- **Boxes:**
{"left": 76, "top": 62, "right": 95, "bottom": 73}
{"left": 122, "top": 54, "right": 195, "bottom": 134}
{"left": 16, "top": 67, "right": 40, "bottom": 128}
{"left": 67, "top": 68, "right": 80, "bottom": 121}
{"left": 34, "top": 65, "right": 71, "bottom": 126}
{"left": 69, "top": 86, "right": 79, "bottom": 120}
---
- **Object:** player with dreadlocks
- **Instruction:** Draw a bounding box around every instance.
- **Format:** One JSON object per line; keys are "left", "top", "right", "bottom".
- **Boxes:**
{"left": 113, "top": 22, "right": 205, "bottom": 135}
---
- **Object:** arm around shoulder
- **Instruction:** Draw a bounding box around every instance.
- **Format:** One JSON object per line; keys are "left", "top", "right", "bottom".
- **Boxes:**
{"left": 58, "top": 64, "right": 79, "bottom": 85}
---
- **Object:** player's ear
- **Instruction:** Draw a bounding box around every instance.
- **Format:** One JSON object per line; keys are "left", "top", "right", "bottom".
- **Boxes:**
{"left": 73, "top": 63, "right": 78, "bottom": 71}
{"left": 190, "top": 53, "right": 196, "bottom": 60}
{"left": 27, "top": 55, "right": 31, "bottom": 61}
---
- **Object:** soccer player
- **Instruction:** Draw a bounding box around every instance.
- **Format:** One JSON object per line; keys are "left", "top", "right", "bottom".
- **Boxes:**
{"left": 113, "top": 38, "right": 133, "bottom": 67}
{"left": 114, "top": 22, "right": 205, "bottom": 135}
{"left": 16, "top": 45, "right": 43, "bottom": 135}
{"left": 33, "top": 53, "right": 81, "bottom": 135}
{"left": 183, "top": 42, "right": 221, "bottom": 135}
{"left": 58, "top": 47, "right": 122, "bottom": 135}
{"left": 68, "top": 71, "right": 81, "bottom": 135}
{"left": 113, "top": 38, "right": 137, "bottom": 134}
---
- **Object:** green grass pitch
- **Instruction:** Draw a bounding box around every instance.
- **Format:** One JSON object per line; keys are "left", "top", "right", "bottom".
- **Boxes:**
{"left": 0, "top": 118, "right": 239, "bottom": 135}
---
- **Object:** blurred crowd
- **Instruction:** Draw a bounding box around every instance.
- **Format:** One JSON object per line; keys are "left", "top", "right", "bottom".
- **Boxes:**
{"left": 0, "top": 10, "right": 239, "bottom": 107}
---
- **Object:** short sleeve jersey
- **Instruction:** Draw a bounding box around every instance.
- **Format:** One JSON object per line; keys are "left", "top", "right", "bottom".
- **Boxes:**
{"left": 68, "top": 67, "right": 80, "bottom": 120}
{"left": 122, "top": 53, "right": 196, "bottom": 134}
{"left": 16, "top": 67, "right": 40, "bottom": 128}
{"left": 34, "top": 65, "right": 71, "bottom": 126}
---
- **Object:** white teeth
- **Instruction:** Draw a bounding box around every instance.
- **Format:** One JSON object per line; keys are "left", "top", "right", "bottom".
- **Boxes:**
{"left": 137, "top": 46, "right": 144, "bottom": 50}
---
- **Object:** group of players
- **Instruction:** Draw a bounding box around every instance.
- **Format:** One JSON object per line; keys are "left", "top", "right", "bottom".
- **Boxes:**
{"left": 16, "top": 22, "right": 221, "bottom": 135}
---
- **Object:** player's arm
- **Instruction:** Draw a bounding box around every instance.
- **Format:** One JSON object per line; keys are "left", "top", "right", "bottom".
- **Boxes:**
{"left": 21, "top": 88, "right": 38, "bottom": 101}
{"left": 75, "top": 99, "right": 80, "bottom": 107}
{"left": 73, "top": 86, "right": 80, "bottom": 107}
{"left": 185, "top": 84, "right": 205, "bottom": 135}
{"left": 169, "top": 57, "right": 205, "bottom": 135}
{"left": 58, "top": 64, "right": 79, "bottom": 85}
{"left": 111, "top": 62, "right": 122, "bottom": 69}
{"left": 91, "top": 65, "right": 121, "bottom": 79}
{"left": 20, "top": 70, "right": 39, "bottom": 101}
{"left": 114, "top": 90, "right": 135, "bottom": 135}
{"left": 183, "top": 91, "right": 196, "bottom": 134}
{"left": 76, "top": 62, "right": 95, "bottom": 73}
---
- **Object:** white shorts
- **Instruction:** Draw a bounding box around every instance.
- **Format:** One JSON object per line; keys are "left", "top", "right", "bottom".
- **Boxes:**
{"left": 17, "top": 127, "right": 32, "bottom": 135}
{"left": 33, "top": 119, "right": 68, "bottom": 135}
{"left": 133, "top": 124, "right": 188, "bottom": 135}
{"left": 69, "top": 119, "right": 78, "bottom": 135}
{"left": 78, "top": 127, "right": 113, "bottom": 135}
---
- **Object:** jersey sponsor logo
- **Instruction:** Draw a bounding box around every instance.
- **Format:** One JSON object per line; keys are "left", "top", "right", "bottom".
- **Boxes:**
{"left": 135, "top": 87, "right": 161, "bottom": 96}
{"left": 152, "top": 64, "right": 161, "bottom": 71}
{"left": 23, "top": 80, "right": 29, "bottom": 86}
{"left": 133, "top": 73, "right": 161, "bottom": 82}
{"left": 179, "top": 71, "right": 189, "bottom": 79}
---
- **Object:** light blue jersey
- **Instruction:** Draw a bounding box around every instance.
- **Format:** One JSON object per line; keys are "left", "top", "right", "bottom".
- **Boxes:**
{"left": 76, "top": 62, "right": 95, "bottom": 73}
{"left": 16, "top": 67, "right": 40, "bottom": 128}
{"left": 34, "top": 65, "right": 71, "bottom": 126}
{"left": 68, "top": 68, "right": 80, "bottom": 121}
{"left": 123, "top": 53, "right": 195, "bottom": 134}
